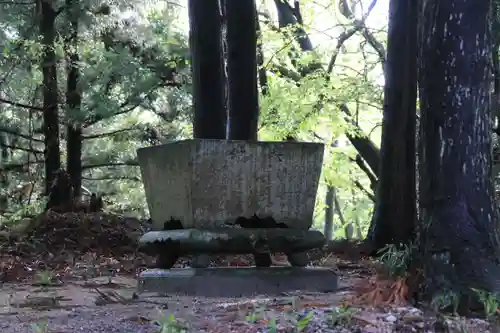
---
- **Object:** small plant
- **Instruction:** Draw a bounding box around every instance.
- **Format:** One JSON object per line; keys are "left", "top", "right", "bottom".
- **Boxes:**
{"left": 327, "top": 305, "right": 355, "bottom": 327}
{"left": 245, "top": 304, "right": 266, "bottom": 323}
{"left": 472, "top": 288, "right": 500, "bottom": 318}
{"left": 430, "top": 290, "right": 460, "bottom": 314}
{"left": 289, "top": 311, "right": 313, "bottom": 332}
{"left": 377, "top": 243, "right": 412, "bottom": 277}
{"left": 153, "top": 312, "right": 187, "bottom": 333}
{"left": 457, "top": 320, "right": 471, "bottom": 333}
{"left": 31, "top": 321, "right": 48, "bottom": 333}
{"left": 34, "top": 270, "right": 55, "bottom": 286}
{"left": 266, "top": 315, "right": 278, "bottom": 333}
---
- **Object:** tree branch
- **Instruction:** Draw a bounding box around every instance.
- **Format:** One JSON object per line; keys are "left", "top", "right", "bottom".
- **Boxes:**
{"left": 1, "top": 143, "right": 43, "bottom": 154}
{"left": 326, "top": 0, "right": 377, "bottom": 74}
{"left": 0, "top": 97, "right": 44, "bottom": 111}
{"left": 0, "top": 126, "right": 44, "bottom": 142}
{"left": 339, "top": 0, "right": 385, "bottom": 69}
{"left": 0, "top": 160, "right": 43, "bottom": 172}
{"left": 82, "top": 161, "right": 139, "bottom": 170}
{"left": 353, "top": 179, "right": 375, "bottom": 202}
{"left": 82, "top": 175, "right": 140, "bottom": 181}
{"left": 83, "top": 126, "right": 138, "bottom": 140}
{"left": 83, "top": 102, "right": 140, "bottom": 128}
{"left": 84, "top": 83, "right": 164, "bottom": 127}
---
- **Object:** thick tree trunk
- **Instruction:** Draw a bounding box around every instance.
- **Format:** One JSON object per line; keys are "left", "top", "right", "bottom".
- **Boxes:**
{"left": 417, "top": 0, "right": 500, "bottom": 302}
{"left": 188, "top": 0, "right": 227, "bottom": 139}
{"left": 65, "top": 0, "right": 83, "bottom": 199}
{"left": 367, "top": 0, "right": 417, "bottom": 250}
{"left": 39, "top": 0, "right": 61, "bottom": 196}
{"left": 225, "top": 0, "right": 260, "bottom": 140}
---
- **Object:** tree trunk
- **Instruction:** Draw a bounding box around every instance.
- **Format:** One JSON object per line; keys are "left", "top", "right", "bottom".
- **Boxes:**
{"left": 225, "top": 0, "right": 259, "bottom": 140}
{"left": 39, "top": 0, "right": 61, "bottom": 196}
{"left": 417, "top": 0, "right": 500, "bottom": 303}
{"left": 65, "top": 0, "right": 83, "bottom": 199}
{"left": 188, "top": 0, "right": 227, "bottom": 139}
{"left": 0, "top": 135, "right": 8, "bottom": 212}
{"left": 255, "top": 8, "right": 268, "bottom": 98}
{"left": 367, "top": 0, "right": 417, "bottom": 251}
{"left": 324, "top": 186, "right": 335, "bottom": 241}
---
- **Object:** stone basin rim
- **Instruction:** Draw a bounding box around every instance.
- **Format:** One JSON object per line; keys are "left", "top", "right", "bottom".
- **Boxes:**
{"left": 138, "top": 228, "right": 326, "bottom": 244}
{"left": 136, "top": 138, "right": 325, "bottom": 154}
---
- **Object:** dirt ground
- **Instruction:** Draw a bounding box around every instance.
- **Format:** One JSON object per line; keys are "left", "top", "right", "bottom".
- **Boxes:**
{"left": 0, "top": 212, "right": 495, "bottom": 332}
{"left": 0, "top": 263, "right": 494, "bottom": 333}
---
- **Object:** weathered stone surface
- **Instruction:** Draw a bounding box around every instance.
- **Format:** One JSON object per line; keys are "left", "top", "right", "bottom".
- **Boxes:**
{"left": 137, "top": 139, "right": 324, "bottom": 230}
{"left": 138, "top": 228, "right": 325, "bottom": 255}
{"left": 286, "top": 252, "right": 310, "bottom": 267}
{"left": 137, "top": 267, "right": 338, "bottom": 297}
{"left": 191, "top": 254, "right": 211, "bottom": 268}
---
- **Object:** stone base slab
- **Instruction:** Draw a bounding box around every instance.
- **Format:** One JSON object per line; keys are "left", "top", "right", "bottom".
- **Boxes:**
{"left": 137, "top": 267, "right": 338, "bottom": 297}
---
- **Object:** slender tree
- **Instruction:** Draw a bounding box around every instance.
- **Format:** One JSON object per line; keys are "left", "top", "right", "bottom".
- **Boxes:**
{"left": 188, "top": 0, "right": 226, "bottom": 139}
{"left": 367, "top": 0, "right": 418, "bottom": 251}
{"left": 65, "top": 0, "right": 83, "bottom": 199}
{"left": 38, "top": 0, "right": 61, "bottom": 195}
{"left": 225, "top": 0, "right": 259, "bottom": 140}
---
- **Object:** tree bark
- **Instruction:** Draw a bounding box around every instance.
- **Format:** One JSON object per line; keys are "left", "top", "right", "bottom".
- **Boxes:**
{"left": 324, "top": 186, "right": 335, "bottom": 241}
{"left": 225, "top": 0, "right": 260, "bottom": 140}
{"left": 367, "top": 0, "right": 417, "bottom": 251}
{"left": 65, "top": 0, "right": 83, "bottom": 199}
{"left": 188, "top": 0, "right": 227, "bottom": 139}
{"left": 38, "top": 0, "right": 61, "bottom": 196}
{"left": 417, "top": 0, "right": 500, "bottom": 302}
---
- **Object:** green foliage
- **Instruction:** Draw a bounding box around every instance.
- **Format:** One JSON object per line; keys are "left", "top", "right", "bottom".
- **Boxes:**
{"left": 34, "top": 270, "right": 56, "bottom": 286}
{"left": 377, "top": 243, "right": 412, "bottom": 277}
{"left": 430, "top": 290, "right": 461, "bottom": 314}
{"left": 327, "top": 305, "right": 356, "bottom": 327}
{"left": 0, "top": 0, "right": 388, "bottom": 236}
{"left": 30, "top": 321, "right": 48, "bottom": 333}
{"left": 471, "top": 288, "right": 500, "bottom": 318}
{"left": 154, "top": 312, "right": 187, "bottom": 333}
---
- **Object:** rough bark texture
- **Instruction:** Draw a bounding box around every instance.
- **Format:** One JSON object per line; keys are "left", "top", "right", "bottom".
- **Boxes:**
{"left": 39, "top": 0, "right": 61, "bottom": 195}
{"left": 367, "top": 0, "right": 417, "bottom": 250}
{"left": 65, "top": 0, "right": 83, "bottom": 199}
{"left": 188, "top": 0, "right": 226, "bottom": 139}
{"left": 225, "top": 0, "right": 260, "bottom": 140}
{"left": 418, "top": 0, "right": 500, "bottom": 300}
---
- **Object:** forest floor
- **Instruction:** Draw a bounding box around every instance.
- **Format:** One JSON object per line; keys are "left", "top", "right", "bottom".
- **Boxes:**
{"left": 0, "top": 212, "right": 495, "bottom": 333}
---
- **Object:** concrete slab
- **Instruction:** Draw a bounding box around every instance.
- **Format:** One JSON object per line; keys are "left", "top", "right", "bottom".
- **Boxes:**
{"left": 137, "top": 267, "right": 338, "bottom": 297}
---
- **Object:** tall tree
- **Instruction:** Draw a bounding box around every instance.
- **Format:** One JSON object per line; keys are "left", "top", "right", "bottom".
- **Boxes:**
{"left": 225, "top": 0, "right": 259, "bottom": 140}
{"left": 417, "top": 0, "right": 500, "bottom": 302}
{"left": 188, "top": 0, "right": 226, "bottom": 139}
{"left": 367, "top": 0, "right": 418, "bottom": 250}
{"left": 38, "top": 0, "right": 61, "bottom": 195}
{"left": 65, "top": 0, "right": 83, "bottom": 199}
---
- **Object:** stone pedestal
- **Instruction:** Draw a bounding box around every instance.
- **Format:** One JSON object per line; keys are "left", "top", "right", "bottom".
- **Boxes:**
{"left": 139, "top": 228, "right": 326, "bottom": 268}
{"left": 135, "top": 139, "right": 338, "bottom": 295}
{"left": 138, "top": 267, "right": 338, "bottom": 297}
